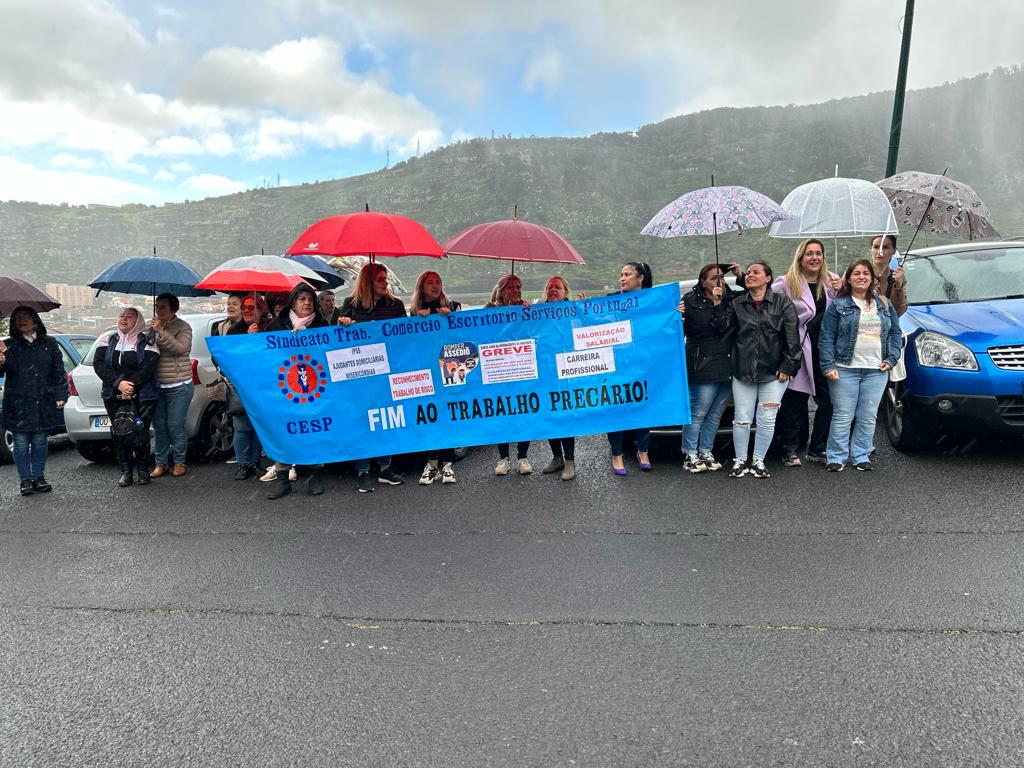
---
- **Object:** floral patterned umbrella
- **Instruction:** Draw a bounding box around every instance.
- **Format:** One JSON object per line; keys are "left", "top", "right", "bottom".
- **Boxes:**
{"left": 641, "top": 184, "right": 790, "bottom": 264}
{"left": 877, "top": 171, "right": 1000, "bottom": 251}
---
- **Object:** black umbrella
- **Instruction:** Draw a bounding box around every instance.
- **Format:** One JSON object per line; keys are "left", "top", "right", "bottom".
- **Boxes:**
{"left": 0, "top": 276, "right": 61, "bottom": 318}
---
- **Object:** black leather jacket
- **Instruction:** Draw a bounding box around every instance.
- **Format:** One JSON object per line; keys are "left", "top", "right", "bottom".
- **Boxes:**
{"left": 728, "top": 290, "right": 802, "bottom": 384}
{"left": 683, "top": 285, "right": 735, "bottom": 384}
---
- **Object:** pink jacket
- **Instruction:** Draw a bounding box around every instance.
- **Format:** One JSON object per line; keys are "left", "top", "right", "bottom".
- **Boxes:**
{"left": 771, "top": 274, "right": 838, "bottom": 396}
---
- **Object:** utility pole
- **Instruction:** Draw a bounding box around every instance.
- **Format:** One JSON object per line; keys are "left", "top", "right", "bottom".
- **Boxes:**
{"left": 885, "top": 0, "right": 915, "bottom": 177}
{"left": 386, "top": 149, "right": 390, "bottom": 169}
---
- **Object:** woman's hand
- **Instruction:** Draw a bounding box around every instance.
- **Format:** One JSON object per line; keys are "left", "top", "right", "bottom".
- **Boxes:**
{"left": 676, "top": 299, "right": 685, "bottom": 315}
{"left": 117, "top": 380, "right": 134, "bottom": 396}
{"left": 338, "top": 316, "right": 354, "bottom": 326}
{"left": 878, "top": 362, "right": 893, "bottom": 372}
{"left": 777, "top": 371, "right": 791, "bottom": 382}
{"left": 248, "top": 322, "right": 261, "bottom": 334}
{"left": 56, "top": 400, "right": 65, "bottom": 408}
{"left": 415, "top": 309, "right": 430, "bottom": 317}
{"left": 891, "top": 267, "right": 905, "bottom": 287}
{"left": 825, "top": 370, "right": 840, "bottom": 381}
{"left": 437, "top": 307, "right": 451, "bottom": 315}
{"left": 830, "top": 275, "right": 843, "bottom": 291}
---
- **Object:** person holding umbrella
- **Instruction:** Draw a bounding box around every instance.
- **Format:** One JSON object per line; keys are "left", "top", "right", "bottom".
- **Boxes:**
{"left": 339, "top": 263, "right": 407, "bottom": 492}
{"left": 484, "top": 273, "right": 533, "bottom": 476}
{"left": 869, "top": 235, "right": 908, "bottom": 316}
{"left": 0, "top": 307, "right": 68, "bottom": 496}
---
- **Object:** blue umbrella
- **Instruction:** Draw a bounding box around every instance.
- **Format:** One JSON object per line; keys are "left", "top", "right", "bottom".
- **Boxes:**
{"left": 282, "top": 254, "right": 346, "bottom": 288}
{"left": 89, "top": 255, "right": 214, "bottom": 297}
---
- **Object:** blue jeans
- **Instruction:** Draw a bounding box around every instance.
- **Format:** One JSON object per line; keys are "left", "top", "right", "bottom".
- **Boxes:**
{"left": 356, "top": 456, "right": 392, "bottom": 473}
{"left": 731, "top": 378, "right": 789, "bottom": 462}
{"left": 682, "top": 381, "right": 731, "bottom": 455}
{"left": 153, "top": 383, "right": 192, "bottom": 465}
{"left": 827, "top": 368, "right": 889, "bottom": 464}
{"left": 13, "top": 431, "right": 48, "bottom": 481}
{"left": 232, "top": 414, "right": 261, "bottom": 465}
{"left": 607, "top": 429, "right": 651, "bottom": 457}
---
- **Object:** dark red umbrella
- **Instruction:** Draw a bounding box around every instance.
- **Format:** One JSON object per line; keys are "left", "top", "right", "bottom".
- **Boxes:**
{"left": 0, "top": 277, "right": 61, "bottom": 317}
{"left": 194, "top": 270, "right": 315, "bottom": 294}
{"left": 286, "top": 207, "right": 444, "bottom": 259}
{"left": 442, "top": 209, "right": 585, "bottom": 271}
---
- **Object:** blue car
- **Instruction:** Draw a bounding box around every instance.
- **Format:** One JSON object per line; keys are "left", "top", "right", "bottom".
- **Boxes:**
{"left": 883, "top": 240, "right": 1024, "bottom": 450}
{"left": 0, "top": 333, "right": 96, "bottom": 463}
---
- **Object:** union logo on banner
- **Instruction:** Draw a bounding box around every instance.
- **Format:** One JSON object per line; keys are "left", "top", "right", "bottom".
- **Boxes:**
{"left": 278, "top": 354, "right": 327, "bottom": 404}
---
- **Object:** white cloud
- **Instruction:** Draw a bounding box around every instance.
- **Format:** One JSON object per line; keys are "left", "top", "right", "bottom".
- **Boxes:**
{"left": 51, "top": 153, "right": 96, "bottom": 170}
{"left": 522, "top": 48, "right": 564, "bottom": 94}
{"left": 168, "top": 161, "right": 195, "bottom": 173}
{"left": 181, "top": 173, "right": 246, "bottom": 197}
{"left": 0, "top": 156, "right": 157, "bottom": 205}
{"left": 150, "top": 135, "right": 205, "bottom": 156}
{"left": 154, "top": 169, "right": 176, "bottom": 181}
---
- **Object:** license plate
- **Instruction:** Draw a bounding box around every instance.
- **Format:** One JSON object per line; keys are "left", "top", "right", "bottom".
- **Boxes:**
{"left": 93, "top": 416, "right": 111, "bottom": 428}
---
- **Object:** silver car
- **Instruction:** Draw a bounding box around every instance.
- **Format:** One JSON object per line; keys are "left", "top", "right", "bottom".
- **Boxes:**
{"left": 64, "top": 313, "right": 233, "bottom": 463}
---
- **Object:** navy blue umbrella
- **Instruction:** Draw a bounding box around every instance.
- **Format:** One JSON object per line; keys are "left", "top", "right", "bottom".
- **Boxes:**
{"left": 89, "top": 255, "right": 214, "bottom": 297}
{"left": 282, "top": 254, "right": 346, "bottom": 289}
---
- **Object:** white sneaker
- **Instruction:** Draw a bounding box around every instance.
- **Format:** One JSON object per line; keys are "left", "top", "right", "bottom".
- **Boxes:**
{"left": 259, "top": 465, "right": 278, "bottom": 482}
{"left": 697, "top": 451, "right": 722, "bottom": 471}
{"left": 441, "top": 462, "right": 456, "bottom": 484}
{"left": 517, "top": 458, "right": 533, "bottom": 475}
{"left": 419, "top": 463, "right": 438, "bottom": 485}
{"left": 495, "top": 457, "right": 511, "bottom": 476}
{"left": 288, "top": 466, "right": 298, "bottom": 481}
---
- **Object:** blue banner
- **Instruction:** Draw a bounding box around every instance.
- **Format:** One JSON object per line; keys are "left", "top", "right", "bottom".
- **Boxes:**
{"left": 208, "top": 283, "right": 690, "bottom": 464}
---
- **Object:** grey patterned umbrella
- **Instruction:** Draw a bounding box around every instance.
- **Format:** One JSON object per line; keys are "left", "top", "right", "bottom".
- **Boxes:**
{"left": 877, "top": 171, "right": 1000, "bottom": 250}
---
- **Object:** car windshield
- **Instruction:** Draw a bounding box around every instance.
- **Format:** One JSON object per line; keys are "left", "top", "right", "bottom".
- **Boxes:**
{"left": 70, "top": 337, "right": 95, "bottom": 358}
{"left": 904, "top": 247, "right": 1024, "bottom": 304}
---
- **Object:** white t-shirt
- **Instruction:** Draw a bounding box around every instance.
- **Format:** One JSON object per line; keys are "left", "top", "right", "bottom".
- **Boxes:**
{"left": 839, "top": 297, "right": 883, "bottom": 369}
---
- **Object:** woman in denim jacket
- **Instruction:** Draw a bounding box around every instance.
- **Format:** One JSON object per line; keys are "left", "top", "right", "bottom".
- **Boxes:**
{"left": 818, "top": 258, "right": 903, "bottom": 471}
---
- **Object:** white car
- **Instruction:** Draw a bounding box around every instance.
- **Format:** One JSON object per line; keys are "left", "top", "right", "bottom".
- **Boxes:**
{"left": 64, "top": 313, "right": 233, "bottom": 463}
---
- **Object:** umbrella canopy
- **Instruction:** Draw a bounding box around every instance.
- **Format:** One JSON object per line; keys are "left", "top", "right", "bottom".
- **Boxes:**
{"left": 769, "top": 177, "right": 898, "bottom": 239}
{"left": 282, "top": 254, "right": 346, "bottom": 288}
{"left": 641, "top": 185, "right": 789, "bottom": 265}
{"left": 286, "top": 209, "right": 445, "bottom": 259}
{"left": 88, "top": 255, "right": 214, "bottom": 297}
{"left": 195, "top": 254, "right": 327, "bottom": 293}
{"left": 877, "top": 171, "right": 1000, "bottom": 243}
{"left": 0, "top": 277, "right": 61, "bottom": 318}
{"left": 442, "top": 218, "right": 585, "bottom": 266}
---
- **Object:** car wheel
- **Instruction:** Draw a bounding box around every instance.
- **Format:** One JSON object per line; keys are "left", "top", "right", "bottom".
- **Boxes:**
{"left": 76, "top": 440, "right": 115, "bottom": 463}
{"left": 189, "top": 405, "right": 234, "bottom": 462}
{"left": 883, "top": 382, "right": 929, "bottom": 452}
{"left": 0, "top": 429, "right": 13, "bottom": 463}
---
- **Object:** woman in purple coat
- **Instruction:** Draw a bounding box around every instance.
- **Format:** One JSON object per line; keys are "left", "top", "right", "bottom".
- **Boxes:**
{"left": 771, "top": 239, "right": 843, "bottom": 466}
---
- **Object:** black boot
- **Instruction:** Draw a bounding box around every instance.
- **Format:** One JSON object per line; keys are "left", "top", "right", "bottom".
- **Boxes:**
{"left": 306, "top": 469, "right": 324, "bottom": 496}
{"left": 135, "top": 461, "right": 151, "bottom": 485}
{"left": 118, "top": 462, "right": 134, "bottom": 488}
{"left": 267, "top": 475, "right": 291, "bottom": 500}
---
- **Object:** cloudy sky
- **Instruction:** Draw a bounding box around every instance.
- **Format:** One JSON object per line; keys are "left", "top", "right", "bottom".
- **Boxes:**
{"left": 1, "top": 0, "right": 1021, "bottom": 205}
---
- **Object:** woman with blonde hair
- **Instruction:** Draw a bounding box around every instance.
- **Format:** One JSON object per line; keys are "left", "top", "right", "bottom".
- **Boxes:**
{"left": 539, "top": 275, "right": 578, "bottom": 481}
{"left": 771, "top": 238, "right": 842, "bottom": 467}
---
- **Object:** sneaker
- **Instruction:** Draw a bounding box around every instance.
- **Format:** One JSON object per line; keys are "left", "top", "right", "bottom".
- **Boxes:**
{"left": 749, "top": 459, "right": 770, "bottom": 479}
{"left": 683, "top": 453, "right": 707, "bottom": 473}
{"left": 419, "top": 464, "right": 438, "bottom": 485}
{"left": 517, "top": 458, "right": 533, "bottom": 475}
{"left": 855, "top": 461, "right": 874, "bottom": 471}
{"left": 259, "top": 465, "right": 278, "bottom": 482}
{"left": 20, "top": 479, "right": 35, "bottom": 496}
{"left": 32, "top": 476, "right": 53, "bottom": 493}
{"left": 495, "top": 457, "right": 511, "bottom": 476}
{"left": 225, "top": 458, "right": 238, "bottom": 464}
{"left": 782, "top": 454, "right": 802, "bottom": 467}
{"left": 728, "top": 459, "right": 747, "bottom": 478}
{"left": 805, "top": 450, "right": 827, "bottom": 464}
{"left": 233, "top": 464, "right": 256, "bottom": 480}
{"left": 441, "top": 462, "right": 457, "bottom": 484}
{"left": 378, "top": 466, "right": 404, "bottom": 486}
{"left": 826, "top": 462, "right": 845, "bottom": 473}
{"left": 357, "top": 471, "right": 375, "bottom": 493}
{"left": 288, "top": 466, "right": 298, "bottom": 482}
{"left": 697, "top": 451, "right": 722, "bottom": 471}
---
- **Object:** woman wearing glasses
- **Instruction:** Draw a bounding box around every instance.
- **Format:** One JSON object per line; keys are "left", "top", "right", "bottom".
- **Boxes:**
{"left": 869, "top": 235, "right": 908, "bottom": 316}
{"left": 608, "top": 261, "right": 655, "bottom": 475}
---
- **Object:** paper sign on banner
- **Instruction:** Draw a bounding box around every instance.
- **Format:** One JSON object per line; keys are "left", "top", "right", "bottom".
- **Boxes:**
{"left": 327, "top": 343, "right": 390, "bottom": 381}
{"left": 572, "top": 320, "right": 632, "bottom": 350}
{"left": 479, "top": 339, "right": 538, "bottom": 384}
{"left": 556, "top": 348, "right": 616, "bottom": 379}
{"left": 389, "top": 369, "right": 435, "bottom": 401}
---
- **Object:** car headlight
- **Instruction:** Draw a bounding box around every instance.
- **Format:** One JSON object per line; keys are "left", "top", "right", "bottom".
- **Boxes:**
{"left": 915, "top": 332, "right": 979, "bottom": 371}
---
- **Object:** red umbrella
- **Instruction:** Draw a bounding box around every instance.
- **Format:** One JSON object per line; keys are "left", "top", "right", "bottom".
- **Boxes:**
{"left": 442, "top": 208, "right": 585, "bottom": 271}
{"left": 194, "top": 270, "right": 315, "bottom": 293}
{"left": 286, "top": 206, "right": 444, "bottom": 260}
{"left": 0, "top": 276, "right": 61, "bottom": 317}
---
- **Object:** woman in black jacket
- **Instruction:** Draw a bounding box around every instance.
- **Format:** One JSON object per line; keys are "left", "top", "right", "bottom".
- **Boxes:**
{"left": 725, "top": 261, "right": 801, "bottom": 479}
{"left": 94, "top": 307, "right": 160, "bottom": 487}
{"left": 681, "top": 264, "right": 736, "bottom": 473}
{"left": 0, "top": 306, "right": 68, "bottom": 496}
{"left": 264, "top": 283, "right": 331, "bottom": 499}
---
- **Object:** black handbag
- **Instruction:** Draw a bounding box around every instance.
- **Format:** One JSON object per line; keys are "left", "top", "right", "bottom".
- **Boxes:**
{"left": 111, "top": 401, "right": 140, "bottom": 437}
{"left": 224, "top": 383, "right": 246, "bottom": 416}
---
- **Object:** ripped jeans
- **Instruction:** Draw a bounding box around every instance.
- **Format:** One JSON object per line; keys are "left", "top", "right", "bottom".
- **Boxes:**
{"left": 731, "top": 378, "right": 789, "bottom": 462}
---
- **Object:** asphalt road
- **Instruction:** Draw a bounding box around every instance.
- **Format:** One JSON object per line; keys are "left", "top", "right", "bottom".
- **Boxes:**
{"left": 2, "top": 432, "right": 1024, "bottom": 767}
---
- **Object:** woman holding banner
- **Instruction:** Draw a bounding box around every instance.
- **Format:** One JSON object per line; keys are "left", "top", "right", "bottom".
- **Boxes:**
{"left": 339, "top": 263, "right": 408, "bottom": 493}
{"left": 726, "top": 261, "right": 801, "bottom": 479}
{"left": 484, "top": 273, "right": 533, "bottom": 476}
{"left": 607, "top": 262, "right": 655, "bottom": 475}
{"left": 539, "top": 275, "right": 578, "bottom": 481}
{"left": 410, "top": 270, "right": 461, "bottom": 486}
{"left": 264, "top": 283, "right": 331, "bottom": 499}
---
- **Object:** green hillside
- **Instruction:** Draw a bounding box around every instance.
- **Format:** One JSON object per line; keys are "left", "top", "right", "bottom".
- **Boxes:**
{"left": 2, "top": 66, "right": 1022, "bottom": 295}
